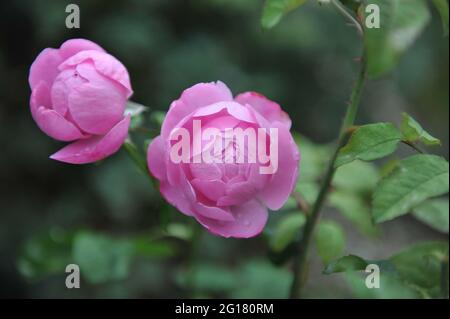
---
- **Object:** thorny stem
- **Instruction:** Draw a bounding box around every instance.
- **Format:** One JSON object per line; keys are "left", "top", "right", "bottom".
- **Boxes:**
{"left": 289, "top": 52, "right": 368, "bottom": 298}
{"left": 292, "top": 190, "right": 311, "bottom": 214}
{"left": 331, "top": 0, "right": 364, "bottom": 36}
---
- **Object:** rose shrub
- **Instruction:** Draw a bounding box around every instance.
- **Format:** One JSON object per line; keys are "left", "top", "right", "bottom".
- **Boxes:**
{"left": 147, "top": 81, "right": 300, "bottom": 238}
{"left": 29, "top": 38, "right": 133, "bottom": 164}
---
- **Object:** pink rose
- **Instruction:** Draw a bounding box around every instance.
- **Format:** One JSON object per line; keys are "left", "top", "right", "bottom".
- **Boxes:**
{"left": 29, "top": 38, "right": 133, "bottom": 164}
{"left": 147, "top": 81, "right": 300, "bottom": 238}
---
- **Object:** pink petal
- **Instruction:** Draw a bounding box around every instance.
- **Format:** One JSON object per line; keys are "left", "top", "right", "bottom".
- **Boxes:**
{"left": 258, "top": 123, "right": 300, "bottom": 210}
{"left": 159, "top": 181, "right": 194, "bottom": 217}
{"left": 191, "top": 178, "right": 226, "bottom": 202}
{"left": 197, "top": 199, "right": 268, "bottom": 238}
{"left": 30, "top": 81, "right": 52, "bottom": 118}
{"left": 235, "top": 92, "right": 291, "bottom": 129}
{"left": 181, "top": 81, "right": 232, "bottom": 110}
{"left": 50, "top": 68, "right": 88, "bottom": 117}
{"left": 203, "top": 115, "right": 240, "bottom": 131}
{"left": 30, "top": 82, "right": 84, "bottom": 141}
{"left": 50, "top": 116, "right": 130, "bottom": 164}
{"left": 29, "top": 48, "right": 63, "bottom": 90}
{"left": 192, "top": 101, "right": 256, "bottom": 124}
{"left": 247, "top": 163, "right": 271, "bottom": 190}
{"left": 194, "top": 202, "right": 235, "bottom": 222}
{"left": 189, "top": 163, "right": 222, "bottom": 180}
{"left": 217, "top": 180, "right": 257, "bottom": 206}
{"left": 161, "top": 81, "right": 233, "bottom": 139}
{"left": 29, "top": 39, "right": 105, "bottom": 91}
{"left": 59, "top": 38, "right": 105, "bottom": 59}
{"left": 147, "top": 136, "right": 167, "bottom": 181}
{"left": 34, "top": 106, "right": 85, "bottom": 142}
{"left": 67, "top": 63, "right": 127, "bottom": 135}
{"left": 59, "top": 50, "right": 133, "bottom": 97}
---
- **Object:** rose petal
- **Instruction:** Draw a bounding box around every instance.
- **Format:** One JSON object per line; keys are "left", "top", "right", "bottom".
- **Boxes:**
{"left": 189, "top": 163, "right": 222, "bottom": 180}
{"left": 30, "top": 81, "right": 52, "bottom": 118}
{"left": 59, "top": 50, "right": 133, "bottom": 97}
{"left": 34, "top": 107, "right": 85, "bottom": 142}
{"left": 50, "top": 68, "right": 88, "bottom": 117}
{"left": 258, "top": 123, "right": 300, "bottom": 210}
{"left": 29, "top": 48, "right": 63, "bottom": 90}
{"left": 235, "top": 92, "right": 291, "bottom": 129}
{"left": 159, "top": 181, "right": 194, "bottom": 217}
{"left": 147, "top": 136, "right": 167, "bottom": 181}
{"left": 59, "top": 38, "right": 105, "bottom": 59}
{"left": 67, "top": 62, "right": 127, "bottom": 135}
{"left": 191, "top": 178, "right": 226, "bottom": 202}
{"left": 181, "top": 81, "right": 232, "bottom": 110}
{"left": 30, "top": 82, "right": 84, "bottom": 141}
{"left": 196, "top": 199, "right": 268, "bottom": 238}
{"left": 192, "top": 101, "right": 256, "bottom": 124}
{"left": 217, "top": 180, "right": 257, "bottom": 206}
{"left": 50, "top": 115, "right": 130, "bottom": 164}
{"left": 194, "top": 202, "right": 235, "bottom": 222}
{"left": 161, "top": 81, "right": 233, "bottom": 139}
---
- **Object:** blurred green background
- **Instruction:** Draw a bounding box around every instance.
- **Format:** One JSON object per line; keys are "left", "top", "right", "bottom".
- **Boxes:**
{"left": 0, "top": 0, "right": 448, "bottom": 298}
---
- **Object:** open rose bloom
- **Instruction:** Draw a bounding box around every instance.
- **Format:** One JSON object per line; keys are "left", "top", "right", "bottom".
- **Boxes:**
{"left": 148, "top": 82, "right": 300, "bottom": 238}
{"left": 29, "top": 39, "right": 133, "bottom": 164}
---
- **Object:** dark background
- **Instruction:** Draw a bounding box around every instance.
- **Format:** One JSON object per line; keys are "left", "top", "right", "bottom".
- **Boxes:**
{"left": 0, "top": 0, "right": 448, "bottom": 298}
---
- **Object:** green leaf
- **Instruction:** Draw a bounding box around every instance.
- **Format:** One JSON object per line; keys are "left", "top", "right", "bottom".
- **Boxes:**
{"left": 346, "top": 271, "right": 419, "bottom": 298}
{"left": 432, "top": 0, "right": 449, "bottom": 36}
{"left": 390, "top": 241, "right": 448, "bottom": 289}
{"left": 125, "top": 101, "right": 148, "bottom": 130}
{"left": 324, "top": 242, "right": 449, "bottom": 297}
{"left": 373, "top": 154, "right": 449, "bottom": 223}
{"left": 165, "top": 223, "right": 194, "bottom": 240}
{"left": 412, "top": 198, "right": 449, "bottom": 233}
{"left": 379, "top": 158, "right": 400, "bottom": 178}
{"left": 323, "top": 255, "right": 369, "bottom": 274}
{"left": 73, "top": 232, "right": 134, "bottom": 283}
{"left": 400, "top": 112, "right": 441, "bottom": 146}
{"left": 295, "top": 181, "right": 320, "bottom": 204}
{"left": 232, "top": 260, "right": 292, "bottom": 298}
{"left": 177, "top": 264, "right": 237, "bottom": 293}
{"left": 270, "top": 213, "right": 306, "bottom": 252}
{"left": 125, "top": 101, "right": 148, "bottom": 117}
{"left": 17, "top": 228, "right": 73, "bottom": 280}
{"left": 336, "top": 123, "right": 402, "bottom": 167}
{"left": 333, "top": 160, "right": 379, "bottom": 194}
{"left": 315, "top": 220, "right": 346, "bottom": 264}
{"left": 133, "top": 236, "right": 175, "bottom": 258}
{"left": 364, "top": 0, "right": 431, "bottom": 78}
{"left": 261, "top": 0, "right": 307, "bottom": 29}
{"left": 294, "top": 134, "right": 331, "bottom": 182}
{"left": 329, "top": 190, "right": 379, "bottom": 236}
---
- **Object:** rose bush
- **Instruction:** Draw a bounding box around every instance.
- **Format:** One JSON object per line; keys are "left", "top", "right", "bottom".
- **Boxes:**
{"left": 147, "top": 81, "right": 300, "bottom": 238}
{"left": 29, "top": 38, "right": 133, "bottom": 164}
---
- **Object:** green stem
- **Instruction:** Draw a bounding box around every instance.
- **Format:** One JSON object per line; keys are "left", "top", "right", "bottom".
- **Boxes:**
{"left": 331, "top": 0, "right": 363, "bottom": 36}
{"left": 289, "top": 54, "right": 368, "bottom": 299}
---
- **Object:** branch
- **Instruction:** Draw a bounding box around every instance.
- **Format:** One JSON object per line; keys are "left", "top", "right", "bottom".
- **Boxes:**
{"left": 331, "top": 0, "right": 364, "bottom": 37}
{"left": 289, "top": 54, "right": 368, "bottom": 299}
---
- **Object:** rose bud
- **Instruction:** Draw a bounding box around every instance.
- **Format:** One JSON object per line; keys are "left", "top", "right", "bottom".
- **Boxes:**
{"left": 29, "top": 38, "right": 133, "bottom": 164}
